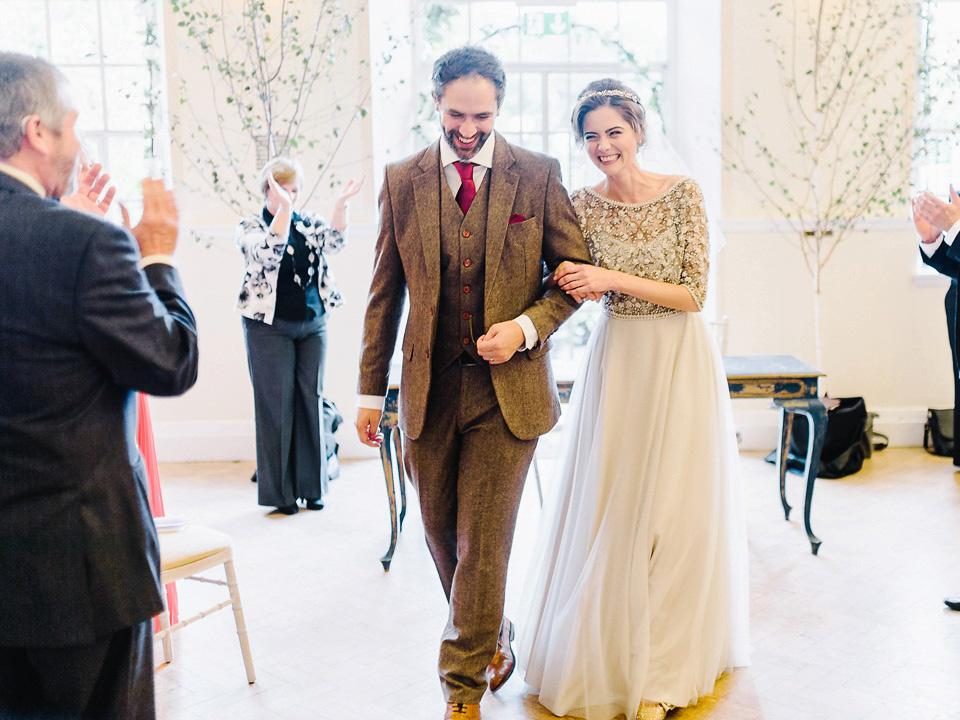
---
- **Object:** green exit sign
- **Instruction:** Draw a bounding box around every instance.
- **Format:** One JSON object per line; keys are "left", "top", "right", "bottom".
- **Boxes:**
{"left": 522, "top": 11, "right": 570, "bottom": 36}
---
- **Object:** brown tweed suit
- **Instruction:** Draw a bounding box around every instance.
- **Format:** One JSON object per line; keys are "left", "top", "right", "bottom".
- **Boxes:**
{"left": 358, "top": 134, "right": 590, "bottom": 703}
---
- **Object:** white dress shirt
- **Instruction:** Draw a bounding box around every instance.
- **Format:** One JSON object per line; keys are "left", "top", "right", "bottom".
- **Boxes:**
{"left": 920, "top": 219, "right": 960, "bottom": 257}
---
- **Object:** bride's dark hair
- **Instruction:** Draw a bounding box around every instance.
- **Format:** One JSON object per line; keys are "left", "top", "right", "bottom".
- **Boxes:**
{"left": 571, "top": 79, "right": 646, "bottom": 146}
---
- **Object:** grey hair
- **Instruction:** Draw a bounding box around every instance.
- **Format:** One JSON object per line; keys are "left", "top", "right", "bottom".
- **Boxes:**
{"left": 0, "top": 53, "right": 71, "bottom": 159}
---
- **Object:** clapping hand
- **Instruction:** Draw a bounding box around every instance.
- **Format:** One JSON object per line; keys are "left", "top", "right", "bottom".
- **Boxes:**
{"left": 336, "top": 176, "right": 366, "bottom": 207}
{"left": 912, "top": 197, "right": 940, "bottom": 244}
{"left": 120, "top": 178, "right": 179, "bottom": 258}
{"left": 555, "top": 262, "right": 613, "bottom": 303}
{"left": 60, "top": 163, "right": 116, "bottom": 217}
{"left": 331, "top": 176, "right": 365, "bottom": 231}
{"left": 914, "top": 186, "right": 960, "bottom": 236}
{"left": 266, "top": 174, "right": 294, "bottom": 211}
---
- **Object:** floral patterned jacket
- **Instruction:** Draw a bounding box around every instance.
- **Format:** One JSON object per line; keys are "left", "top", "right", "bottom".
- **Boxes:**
{"left": 236, "top": 210, "right": 345, "bottom": 324}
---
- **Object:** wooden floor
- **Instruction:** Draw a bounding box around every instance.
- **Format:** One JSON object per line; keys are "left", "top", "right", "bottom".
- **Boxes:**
{"left": 154, "top": 446, "right": 960, "bottom": 720}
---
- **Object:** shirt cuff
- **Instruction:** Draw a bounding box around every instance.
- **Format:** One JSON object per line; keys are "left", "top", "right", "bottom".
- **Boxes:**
{"left": 513, "top": 314, "right": 539, "bottom": 351}
{"left": 920, "top": 235, "right": 944, "bottom": 257}
{"left": 357, "top": 394, "right": 385, "bottom": 411}
{"left": 138, "top": 254, "right": 175, "bottom": 269}
{"left": 947, "top": 219, "right": 960, "bottom": 245}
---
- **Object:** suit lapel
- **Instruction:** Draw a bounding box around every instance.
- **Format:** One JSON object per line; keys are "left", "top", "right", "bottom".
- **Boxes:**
{"left": 412, "top": 142, "right": 442, "bottom": 297}
{"left": 485, "top": 134, "right": 519, "bottom": 300}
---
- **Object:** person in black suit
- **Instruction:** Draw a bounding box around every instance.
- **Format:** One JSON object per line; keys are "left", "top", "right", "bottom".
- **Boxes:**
{"left": 0, "top": 52, "right": 199, "bottom": 718}
{"left": 914, "top": 187, "right": 960, "bottom": 612}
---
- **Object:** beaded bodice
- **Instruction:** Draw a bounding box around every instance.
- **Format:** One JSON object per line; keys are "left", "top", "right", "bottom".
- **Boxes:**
{"left": 571, "top": 177, "right": 709, "bottom": 319}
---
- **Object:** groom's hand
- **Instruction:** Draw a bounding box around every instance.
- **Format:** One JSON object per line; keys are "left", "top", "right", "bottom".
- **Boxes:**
{"left": 355, "top": 408, "right": 384, "bottom": 447}
{"left": 477, "top": 321, "right": 525, "bottom": 365}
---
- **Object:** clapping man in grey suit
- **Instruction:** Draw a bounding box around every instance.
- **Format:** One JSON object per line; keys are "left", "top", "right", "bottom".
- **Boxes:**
{"left": 355, "top": 46, "right": 591, "bottom": 719}
{"left": 0, "top": 53, "right": 198, "bottom": 719}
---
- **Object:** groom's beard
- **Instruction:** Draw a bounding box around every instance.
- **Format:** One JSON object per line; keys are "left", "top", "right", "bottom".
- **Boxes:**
{"left": 444, "top": 127, "right": 489, "bottom": 161}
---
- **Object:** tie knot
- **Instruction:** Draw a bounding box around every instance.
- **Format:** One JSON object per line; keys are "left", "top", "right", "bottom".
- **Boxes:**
{"left": 454, "top": 161, "right": 474, "bottom": 181}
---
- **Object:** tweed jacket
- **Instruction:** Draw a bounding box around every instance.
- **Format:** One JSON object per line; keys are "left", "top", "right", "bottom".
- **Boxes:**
{"left": 236, "top": 210, "right": 345, "bottom": 324}
{"left": 358, "top": 134, "right": 591, "bottom": 441}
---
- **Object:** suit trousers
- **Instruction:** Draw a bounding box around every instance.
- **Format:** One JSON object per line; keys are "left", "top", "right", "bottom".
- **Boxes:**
{"left": 243, "top": 314, "right": 329, "bottom": 507}
{"left": 403, "top": 360, "right": 538, "bottom": 703}
{"left": 945, "top": 282, "right": 960, "bottom": 466}
{"left": 0, "top": 620, "right": 153, "bottom": 720}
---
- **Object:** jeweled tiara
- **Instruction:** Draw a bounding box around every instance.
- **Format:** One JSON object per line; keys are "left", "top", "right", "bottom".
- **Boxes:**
{"left": 576, "top": 89, "right": 642, "bottom": 105}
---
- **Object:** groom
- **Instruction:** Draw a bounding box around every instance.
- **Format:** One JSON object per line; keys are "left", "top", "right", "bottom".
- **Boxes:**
{"left": 355, "top": 46, "right": 590, "bottom": 719}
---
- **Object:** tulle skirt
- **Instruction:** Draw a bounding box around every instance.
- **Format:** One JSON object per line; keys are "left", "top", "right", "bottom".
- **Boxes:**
{"left": 517, "top": 311, "right": 750, "bottom": 719}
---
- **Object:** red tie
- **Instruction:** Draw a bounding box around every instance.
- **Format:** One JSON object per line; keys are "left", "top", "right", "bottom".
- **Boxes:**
{"left": 455, "top": 161, "right": 476, "bottom": 214}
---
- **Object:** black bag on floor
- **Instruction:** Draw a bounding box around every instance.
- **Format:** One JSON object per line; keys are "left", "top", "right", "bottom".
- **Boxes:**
{"left": 765, "top": 397, "right": 886, "bottom": 479}
{"left": 323, "top": 397, "right": 343, "bottom": 480}
{"left": 924, "top": 408, "right": 954, "bottom": 457}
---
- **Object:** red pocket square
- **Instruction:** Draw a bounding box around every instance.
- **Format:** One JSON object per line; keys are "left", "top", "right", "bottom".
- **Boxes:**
{"left": 509, "top": 213, "right": 527, "bottom": 224}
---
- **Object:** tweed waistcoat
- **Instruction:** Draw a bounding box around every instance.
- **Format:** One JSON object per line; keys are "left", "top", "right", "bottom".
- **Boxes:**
{"left": 433, "top": 169, "right": 491, "bottom": 372}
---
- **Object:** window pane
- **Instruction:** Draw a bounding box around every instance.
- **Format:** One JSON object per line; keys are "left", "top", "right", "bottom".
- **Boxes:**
{"left": 101, "top": 0, "right": 151, "bottom": 63}
{"left": 49, "top": 1, "right": 101, "bottom": 65}
{"left": 547, "top": 74, "right": 573, "bottom": 133}
{"left": 0, "top": 3, "right": 49, "bottom": 55}
{"left": 470, "top": 2, "right": 519, "bottom": 62}
{"left": 519, "top": 9, "right": 571, "bottom": 63}
{"left": 106, "top": 134, "right": 151, "bottom": 204}
{"left": 62, "top": 66, "right": 105, "bottom": 132}
{"left": 569, "top": 3, "right": 620, "bottom": 64}
{"left": 105, "top": 66, "right": 151, "bottom": 132}
{"left": 518, "top": 73, "right": 542, "bottom": 134}
{"left": 618, "top": 2, "right": 668, "bottom": 65}
{"left": 927, "top": 3, "right": 960, "bottom": 59}
{"left": 419, "top": 2, "right": 469, "bottom": 57}
{"left": 499, "top": 72, "right": 522, "bottom": 133}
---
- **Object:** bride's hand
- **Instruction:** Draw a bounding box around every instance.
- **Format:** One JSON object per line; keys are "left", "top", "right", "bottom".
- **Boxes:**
{"left": 556, "top": 263, "right": 619, "bottom": 296}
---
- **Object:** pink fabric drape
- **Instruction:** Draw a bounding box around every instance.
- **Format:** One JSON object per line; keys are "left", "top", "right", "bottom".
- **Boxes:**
{"left": 138, "top": 393, "right": 179, "bottom": 627}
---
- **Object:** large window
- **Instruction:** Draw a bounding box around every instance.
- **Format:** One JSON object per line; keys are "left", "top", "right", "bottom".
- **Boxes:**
{"left": 0, "top": 0, "right": 167, "bottom": 211}
{"left": 413, "top": 0, "right": 670, "bottom": 190}
{"left": 915, "top": 0, "right": 960, "bottom": 194}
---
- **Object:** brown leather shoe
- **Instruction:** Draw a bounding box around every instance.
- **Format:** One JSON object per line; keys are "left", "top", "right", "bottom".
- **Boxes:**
{"left": 444, "top": 702, "right": 481, "bottom": 719}
{"left": 485, "top": 618, "right": 516, "bottom": 693}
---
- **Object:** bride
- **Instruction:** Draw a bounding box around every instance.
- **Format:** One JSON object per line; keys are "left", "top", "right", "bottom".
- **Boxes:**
{"left": 517, "top": 79, "right": 750, "bottom": 720}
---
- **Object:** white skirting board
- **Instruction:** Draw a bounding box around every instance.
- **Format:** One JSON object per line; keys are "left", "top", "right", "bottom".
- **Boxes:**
{"left": 152, "top": 406, "right": 931, "bottom": 462}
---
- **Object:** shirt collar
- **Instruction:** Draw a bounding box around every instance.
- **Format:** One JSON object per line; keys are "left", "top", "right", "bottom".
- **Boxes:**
{"left": 439, "top": 132, "right": 495, "bottom": 169}
{"left": 0, "top": 162, "right": 46, "bottom": 197}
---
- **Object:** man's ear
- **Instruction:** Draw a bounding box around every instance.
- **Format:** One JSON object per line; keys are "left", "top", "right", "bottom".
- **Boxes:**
{"left": 20, "top": 115, "right": 51, "bottom": 156}
{"left": 433, "top": 92, "right": 440, "bottom": 112}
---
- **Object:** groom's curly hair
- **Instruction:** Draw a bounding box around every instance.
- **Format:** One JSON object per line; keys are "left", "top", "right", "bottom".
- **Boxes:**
{"left": 431, "top": 46, "right": 506, "bottom": 109}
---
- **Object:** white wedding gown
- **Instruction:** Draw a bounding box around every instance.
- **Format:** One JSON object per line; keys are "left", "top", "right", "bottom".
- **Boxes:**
{"left": 518, "top": 180, "right": 750, "bottom": 719}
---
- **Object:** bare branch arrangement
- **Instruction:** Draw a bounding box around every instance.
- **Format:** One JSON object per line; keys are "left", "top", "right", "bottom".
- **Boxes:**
{"left": 723, "top": 0, "right": 956, "bottom": 367}
{"left": 169, "top": 0, "right": 393, "bottom": 216}
{"left": 726, "top": 1, "right": 917, "bottom": 284}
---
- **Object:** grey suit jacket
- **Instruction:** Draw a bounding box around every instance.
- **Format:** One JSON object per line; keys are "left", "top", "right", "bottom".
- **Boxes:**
{"left": 0, "top": 172, "right": 199, "bottom": 647}
{"left": 358, "top": 134, "right": 591, "bottom": 440}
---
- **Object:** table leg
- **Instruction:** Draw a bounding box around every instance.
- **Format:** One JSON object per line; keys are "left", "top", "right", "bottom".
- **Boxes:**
{"left": 393, "top": 427, "right": 407, "bottom": 531}
{"left": 776, "top": 408, "right": 794, "bottom": 521}
{"left": 795, "top": 401, "right": 826, "bottom": 555}
{"left": 379, "top": 426, "right": 399, "bottom": 571}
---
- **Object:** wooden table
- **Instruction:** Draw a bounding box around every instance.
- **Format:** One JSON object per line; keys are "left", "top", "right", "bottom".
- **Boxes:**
{"left": 376, "top": 354, "right": 826, "bottom": 569}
